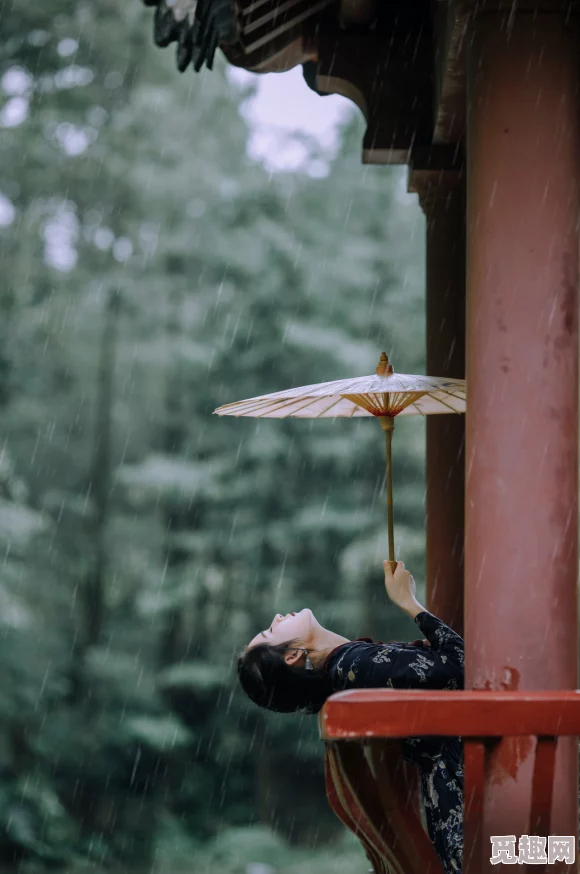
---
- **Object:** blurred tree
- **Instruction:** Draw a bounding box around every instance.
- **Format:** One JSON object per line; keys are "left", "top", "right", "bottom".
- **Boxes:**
{"left": 0, "top": 0, "right": 427, "bottom": 865}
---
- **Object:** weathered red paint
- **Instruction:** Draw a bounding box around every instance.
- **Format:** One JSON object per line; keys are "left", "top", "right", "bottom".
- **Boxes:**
{"left": 465, "top": 9, "right": 579, "bottom": 854}
{"left": 464, "top": 739, "right": 485, "bottom": 873}
{"left": 323, "top": 739, "right": 444, "bottom": 874}
{"left": 321, "top": 689, "right": 580, "bottom": 870}
{"left": 321, "top": 689, "right": 580, "bottom": 739}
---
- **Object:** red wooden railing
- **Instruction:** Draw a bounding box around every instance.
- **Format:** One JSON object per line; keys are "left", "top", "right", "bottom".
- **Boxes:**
{"left": 322, "top": 736, "right": 444, "bottom": 873}
{"left": 319, "top": 690, "right": 580, "bottom": 874}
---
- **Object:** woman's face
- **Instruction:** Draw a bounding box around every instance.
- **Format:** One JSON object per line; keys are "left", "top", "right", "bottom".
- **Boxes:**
{"left": 247, "top": 607, "right": 317, "bottom": 651}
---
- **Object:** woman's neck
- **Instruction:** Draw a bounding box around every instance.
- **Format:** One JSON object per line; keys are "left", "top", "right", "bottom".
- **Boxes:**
{"left": 309, "top": 628, "right": 351, "bottom": 669}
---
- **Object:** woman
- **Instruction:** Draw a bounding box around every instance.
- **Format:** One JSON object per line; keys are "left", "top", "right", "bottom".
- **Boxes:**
{"left": 237, "top": 561, "right": 464, "bottom": 874}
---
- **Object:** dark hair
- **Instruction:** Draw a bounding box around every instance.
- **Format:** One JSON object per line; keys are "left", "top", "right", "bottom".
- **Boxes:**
{"left": 237, "top": 638, "right": 334, "bottom": 714}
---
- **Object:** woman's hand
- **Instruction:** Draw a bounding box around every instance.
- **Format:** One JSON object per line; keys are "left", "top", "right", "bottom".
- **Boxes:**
{"left": 383, "top": 560, "right": 425, "bottom": 619}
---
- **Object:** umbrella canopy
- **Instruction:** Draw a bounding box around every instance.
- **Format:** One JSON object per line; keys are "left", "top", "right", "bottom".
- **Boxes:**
{"left": 213, "top": 353, "right": 465, "bottom": 419}
{"left": 213, "top": 353, "right": 466, "bottom": 571}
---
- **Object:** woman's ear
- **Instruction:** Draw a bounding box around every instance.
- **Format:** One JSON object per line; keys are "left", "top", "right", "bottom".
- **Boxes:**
{"left": 284, "top": 648, "right": 304, "bottom": 668}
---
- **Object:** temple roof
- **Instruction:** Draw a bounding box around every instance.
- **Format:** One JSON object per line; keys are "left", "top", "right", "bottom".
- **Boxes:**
{"left": 143, "top": 0, "right": 236, "bottom": 72}
{"left": 142, "top": 0, "right": 337, "bottom": 73}
{"left": 141, "top": 0, "right": 472, "bottom": 168}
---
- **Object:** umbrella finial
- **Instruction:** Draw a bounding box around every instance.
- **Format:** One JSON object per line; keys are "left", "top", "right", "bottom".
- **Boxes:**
{"left": 376, "top": 352, "right": 394, "bottom": 376}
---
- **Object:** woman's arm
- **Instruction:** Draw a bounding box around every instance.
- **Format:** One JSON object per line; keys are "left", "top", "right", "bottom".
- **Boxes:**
{"left": 383, "top": 560, "right": 463, "bottom": 652}
{"left": 388, "top": 561, "right": 464, "bottom": 685}
{"left": 383, "top": 560, "right": 426, "bottom": 619}
{"left": 328, "top": 561, "right": 464, "bottom": 692}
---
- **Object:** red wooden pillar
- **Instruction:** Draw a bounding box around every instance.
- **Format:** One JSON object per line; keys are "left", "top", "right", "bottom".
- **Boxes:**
{"left": 414, "top": 171, "right": 466, "bottom": 636}
{"left": 465, "top": 8, "right": 579, "bottom": 866}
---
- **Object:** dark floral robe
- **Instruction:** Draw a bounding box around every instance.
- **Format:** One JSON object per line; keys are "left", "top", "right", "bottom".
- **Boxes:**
{"left": 325, "top": 612, "right": 465, "bottom": 874}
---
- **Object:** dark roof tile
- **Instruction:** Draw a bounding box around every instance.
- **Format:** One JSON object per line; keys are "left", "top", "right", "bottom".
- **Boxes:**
{"left": 143, "top": 0, "right": 238, "bottom": 73}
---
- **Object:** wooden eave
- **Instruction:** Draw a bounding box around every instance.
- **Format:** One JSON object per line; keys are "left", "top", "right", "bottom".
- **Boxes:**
{"left": 142, "top": 0, "right": 477, "bottom": 164}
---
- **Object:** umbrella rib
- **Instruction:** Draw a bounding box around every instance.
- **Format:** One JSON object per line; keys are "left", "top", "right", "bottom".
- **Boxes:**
{"left": 217, "top": 403, "right": 280, "bottom": 416}
{"left": 233, "top": 394, "right": 335, "bottom": 417}
{"left": 274, "top": 395, "right": 334, "bottom": 416}
{"left": 310, "top": 396, "right": 351, "bottom": 418}
{"left": 216, "top": 397, "right": 281, "bottom": 413}
{"left": 284, "top": 394, "right": 347, "bottom": 418}
{"left": 244, "top": 398, "right": 299, "bottom": 412}
{"left": 228, "top": 395, "right": 318, "bottom": 415}
{"left": 444, "top": 390, "right": 467, "bottom": 403}
{"left": 225, "top": 393, "right": 361, "bottom": 419}
{"left": 433, "top": 394, "right": 464, "bottom": 414}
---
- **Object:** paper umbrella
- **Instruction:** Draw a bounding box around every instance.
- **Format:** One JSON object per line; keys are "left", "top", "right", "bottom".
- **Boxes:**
{"left": 213, "top": 353, "right": 466, "bottom": 571}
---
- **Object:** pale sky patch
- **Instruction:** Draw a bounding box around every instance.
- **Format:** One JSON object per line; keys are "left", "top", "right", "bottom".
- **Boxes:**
{"left": 226, "top": 64, "right": 419, "bottom": 208}
{"left": 227, "top": 65, "right": 355, "bottom": 175}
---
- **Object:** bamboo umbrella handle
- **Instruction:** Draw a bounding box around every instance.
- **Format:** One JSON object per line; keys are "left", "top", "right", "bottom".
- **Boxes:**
{"left": 380, "top": 417, "right": 397, "bottom": 572}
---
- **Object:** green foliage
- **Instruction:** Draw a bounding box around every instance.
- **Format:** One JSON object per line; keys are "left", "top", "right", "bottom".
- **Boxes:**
{"left": 0, "top": 0, "right": 428, "bottom": 869}
{"left": 154, "top": 821, "right": 366, "bottom": 874}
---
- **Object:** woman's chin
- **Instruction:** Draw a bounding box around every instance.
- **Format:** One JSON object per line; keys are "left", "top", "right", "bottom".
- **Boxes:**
{"left": 302, "top": 607, "right": 320, "bottom": 628}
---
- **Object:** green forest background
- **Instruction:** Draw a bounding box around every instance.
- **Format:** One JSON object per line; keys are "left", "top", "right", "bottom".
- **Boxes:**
{"left": 0, "top": 1, "right": 428, "bottom": 871}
